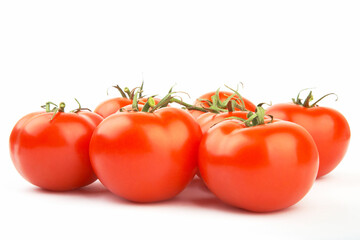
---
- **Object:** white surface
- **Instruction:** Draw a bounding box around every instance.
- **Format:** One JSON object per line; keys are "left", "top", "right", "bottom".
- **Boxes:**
{"left": 1, "top": 1, "right": 359, "bottom": 239}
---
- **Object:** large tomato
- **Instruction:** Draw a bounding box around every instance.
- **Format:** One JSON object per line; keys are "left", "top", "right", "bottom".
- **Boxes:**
{"left": 89, "top": 107, "right": 202, "bottom": 202}
{"left": 190, "top": 91, "right": 256, "bottom": 119}
{"left": 9, "top": 103, "right": 103, "bottom": 191}
{"left": 198, "top": 109, "right": 319, "bottom": 212}
{"left": 266, "top": 92, "right": 351, "bottom": 178}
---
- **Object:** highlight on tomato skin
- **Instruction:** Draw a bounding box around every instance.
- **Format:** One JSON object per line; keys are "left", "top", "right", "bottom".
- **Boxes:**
{"left": 198, "top": 105, "right": 319, "bottom": 212}
{"left": 266, "top": 90, "right": 351, "bottom": 178}
{"left": 9, "top": 102, "right": 103, "bottom": 191}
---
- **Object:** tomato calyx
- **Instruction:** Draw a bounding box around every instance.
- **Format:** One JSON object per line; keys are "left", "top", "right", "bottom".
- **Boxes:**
{"left": 40, "top": 101, "right": 67, "bottom": 113}
{"left": 45, "top": 102, "right": 66, "bottom": 121}
{"left": 141, "top": 97, "right": 156, "bottom": 112}
{"left": 118, "top": 88, "right": 157, "bottom": 112}
{"left": 196, "top": 85, "right": 247, "bottom": 112}
{"left": 292, "top": 89, "right": 338, "bottom": 108}
{"left": 40, "top": 101, "right": 65, "bottom": 120}
{"left": 227, "top": 103, "right": 273, "bottom": 127}
{"left": 41, "top": 101, "right": 58, "bottom": 112}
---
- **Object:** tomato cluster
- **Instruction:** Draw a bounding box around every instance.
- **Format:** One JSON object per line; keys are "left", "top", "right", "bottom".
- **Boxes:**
{"left": 9, "top": 85, "right": 351, "bottom": 212}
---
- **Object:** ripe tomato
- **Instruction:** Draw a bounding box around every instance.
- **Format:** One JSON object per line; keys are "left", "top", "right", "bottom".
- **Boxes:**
{"left": 198, "top": 114, "right": 319, "bottom": 212}
{"left": 9, "top": 103, "right": 103, "bottom": 191}
{"left": 190, "top": 91, "right": 256, "bottom": 119}
{"left": 90, "top": 107, "right": 202, "bottom": 202}
{"left": 267, "top": 101, "right": 350, "bottom": 178}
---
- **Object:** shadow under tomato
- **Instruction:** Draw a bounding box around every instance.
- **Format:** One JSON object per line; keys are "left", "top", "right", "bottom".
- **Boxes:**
{"left": 30, "top": 177, "right": 299, "bottom": 215}
{"left": 31, "top": 180, "right": 110, "bottom": 197}
{"left": 170, "top": 177, "right": 299, "bottom": 215}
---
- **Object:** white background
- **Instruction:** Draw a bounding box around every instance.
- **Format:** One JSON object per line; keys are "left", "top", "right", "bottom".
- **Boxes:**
{"left": 1, "top": 1, "right": 359, "bottom": 239}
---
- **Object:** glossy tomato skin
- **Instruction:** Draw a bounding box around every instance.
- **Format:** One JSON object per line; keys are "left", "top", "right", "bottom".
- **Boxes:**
{"left": 94, "top": 98, "right": 161, "bottom": 118}
{"left": 190, "top": 91, "right": 256, "bottom": 119}
{"left": 10, "top": 112, "right": 100, "bottom": 191}
{"left": 267, "top": 103, "right": 351, "bottom": 178}
{"left": 76, "top": 111, "right": 103, "bottom": 127}
{"left": 9, "top": 111, "right": 43, "bottom": 162}
{"left": 94, "top": 98, "right": 132, "bottom": 118}
{"left": 198, "top": 120, "right": 319, "bottom": 212}
{"left": 90, "top": 107, "right": 202, "bottom": 202}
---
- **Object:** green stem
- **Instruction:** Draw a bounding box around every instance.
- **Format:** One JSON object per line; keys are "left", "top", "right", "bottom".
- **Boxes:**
{"left": 59, "top": 102, "right": 66, "bottom": 112}
{"left": 50, "top": 102, "right": 65, "bottom": 120}
{"left": 45, "top": 103, "right": 50, "bottom": 112}
{"left": 224, "top": 84, "right": 246, "bottom": 111}
{"left": 113, "top": 85, "right": 128, "bottom": 98}
{"left": 141, "top": 97, "right": 156, "bottom": 112}
{"left": 303, "top": 91, "right": 313, "bottom": 108}
{"left": 131, "top": 90, "right": 140, "bottom": 111}
{"left": 310, "top": 93, "right": 338, "bottom": 107}
{"left": 226, "top": 104, "right": 272, "bottom": 127}
{"left": 170, "top": 98, "right": 219, "bottom": 113}
{"left": 41, "top": 102, "right": 58, "bottom": 112}
{"left": 227, "top": 100, "right": 234, "bottom": 112}
{"left": 293, "top": 89, "right": 338, "bottom": 108}
{"left": 71, "top": 98, "right": 92, "bottom": 113}
{"left": 139, "top": 81, "right": 144, "bottom": 98}
{"left": 124, "top": 87, "right": 132, "bottom": 99}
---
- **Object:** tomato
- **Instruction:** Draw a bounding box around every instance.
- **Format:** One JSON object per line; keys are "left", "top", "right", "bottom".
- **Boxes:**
{"left": 198, "top": 109, "right": 319, "bottom": 212}
{"left": 190, "top": 91, "right": 256, "bottom": 119}
{"left": 89, "top": 107, "right": 202, "bottom": 202}
{"left": 267, "top": 102, "right": 350, "bottom": 178}
{"left": 9, "top": 103, "right": 103, "bottom": 191}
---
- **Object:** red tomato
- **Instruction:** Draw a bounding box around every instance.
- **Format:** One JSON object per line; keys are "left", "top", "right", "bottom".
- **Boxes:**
{"left": 190, "top": 91, "right": 256, "bottom": 119}
{"left": 90, "top": 107, "right": 202, "bottom": 202}
{"left": 9, "top": 109, "right": 103, "bottom": 191}
{"left": 198, "top": 119, "right": 319, "bottom": 212}
{"left": 267, "top": 103, "right": 350, "bottom": 178}
{"left": 94, "top": 97, "right": 160, "bottom": 118}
